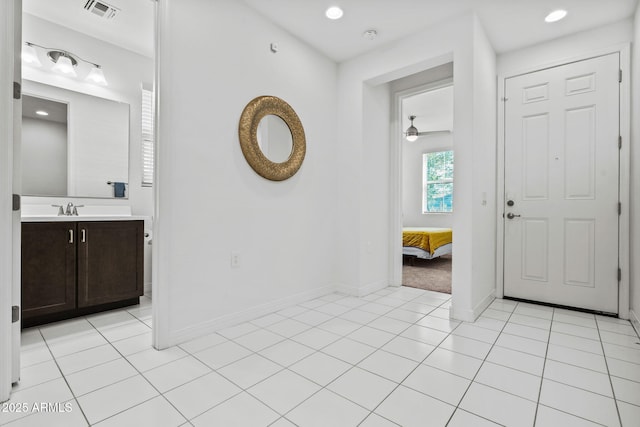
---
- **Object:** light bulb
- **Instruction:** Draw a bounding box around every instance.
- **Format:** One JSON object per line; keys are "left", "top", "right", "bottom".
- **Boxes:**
{"left": 85, "top": 66, "right": 108, "bottom": 86}
{"left": 22, "top": 44, "right": 42, "bottom": 67}
{"left": 325, "top": 6, "right": 343, "bottom": 20}
{"left": 52, "top": 55, "right": 77, "bottom": 77}
{"left": 545, "top": 9, "right": 567, "bottom": 23}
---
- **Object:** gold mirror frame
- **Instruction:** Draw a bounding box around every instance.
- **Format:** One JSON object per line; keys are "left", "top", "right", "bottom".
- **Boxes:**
{"left": 238, "top": 96, "right": 306, "bottom": 181}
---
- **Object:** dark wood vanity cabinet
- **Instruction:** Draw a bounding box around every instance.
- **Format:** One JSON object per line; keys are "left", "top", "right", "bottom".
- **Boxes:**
{"left": 21, "top": 220, "right": 144, "bottom": 327}
{"left": 21, "top": 222, "right": 77, "bottom": 320}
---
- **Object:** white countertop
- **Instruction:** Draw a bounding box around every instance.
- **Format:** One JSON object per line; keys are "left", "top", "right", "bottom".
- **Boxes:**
{"left": 21, "top": 215, "right": 149, "bottom": 222}
{"left": 21, "top": 204, "right": 149, "bottom": 222}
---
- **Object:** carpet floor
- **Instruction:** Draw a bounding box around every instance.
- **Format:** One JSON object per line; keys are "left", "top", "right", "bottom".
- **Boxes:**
{"left": 402, "top": 254, "right": 452, "bottom": 294}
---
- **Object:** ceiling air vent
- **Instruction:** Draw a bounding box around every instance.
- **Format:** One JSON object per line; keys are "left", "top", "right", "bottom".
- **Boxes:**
{"left": 83, "top": 0, "right": 119, "bottom": 20}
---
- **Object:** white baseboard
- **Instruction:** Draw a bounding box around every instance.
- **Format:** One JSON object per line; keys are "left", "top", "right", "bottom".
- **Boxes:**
{"left": 144, "top": 282, "right": 152, "bottom": 295}
{"left": 159, "top": 285, "right": 336, "bottom": 349}
{"left": 451, "top": 289, "right": 495, "bottom": 322}
{"left": 630, "top": 309, "right": 640, "bottom": 337}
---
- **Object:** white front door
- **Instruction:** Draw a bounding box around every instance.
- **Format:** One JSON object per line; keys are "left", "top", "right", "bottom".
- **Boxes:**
{"left": 503, "top": 53, "right": 620, "bottom": 314}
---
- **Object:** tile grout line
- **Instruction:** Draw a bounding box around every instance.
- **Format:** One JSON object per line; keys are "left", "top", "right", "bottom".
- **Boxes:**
{"left": 333, "top": 295, "right": 471, "bottom": 425}
{"left": 272, "top": 291, "right": 452, "bottom": 426}
{"left": 36, "top": 327, "right": 92, "bottom": 427}
{"left": 17, "top": 290, "right": 638, "bottom": 427}
{"left": 535, "top": 312, "right": 619, "bottom": 427}
{"left": 166, "top": 289, "right": 434, "bottom": 423}
{"left": 257, "top": 291, "right": 453, "bottom": 426}
{"left": 442, "top": 300, "right": 520, "bottom": 426}
{"left": 80, "top": 311, "right": 196, "bottom": 426}
{"left": 531, "top": 304, "right": 554, "bottom": 427}
{"left": 595, "top": 317, "right": 625, "bottom": 427}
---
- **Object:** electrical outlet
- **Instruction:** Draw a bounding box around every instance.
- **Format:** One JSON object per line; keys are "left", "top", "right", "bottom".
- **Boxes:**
{"left": 231, "top": 251, "right": 241, "bottom": 268}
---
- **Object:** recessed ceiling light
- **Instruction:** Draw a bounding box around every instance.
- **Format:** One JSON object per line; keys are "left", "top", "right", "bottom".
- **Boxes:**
{"left": 325, "top": 6, "right": 344, "bottom": 20}
{"left": 35, "top": 110, "right": 49, "bottom": 116}
{"left": 545, "top": 9, "right": 567, "bottom": 23}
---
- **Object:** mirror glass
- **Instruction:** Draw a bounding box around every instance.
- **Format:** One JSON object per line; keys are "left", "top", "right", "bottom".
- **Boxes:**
{"left": 21, "top": 81, "right": 130, "bottom": 199}
{"left": 22, "top": 95, "right": 69, "bottom": 196}
{"left": 256, "top": 115, "right": 293, "bottom": 163}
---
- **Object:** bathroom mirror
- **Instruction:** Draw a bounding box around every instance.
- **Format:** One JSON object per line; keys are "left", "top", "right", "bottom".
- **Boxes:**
{"left": 238, "top": 95, "right": 305, "bottom": 181}
{"left": 21, "top": 81, "right": 130, "bottom": 198}
{"left": 257, "top": 115, "right": 293, "bottom": 163}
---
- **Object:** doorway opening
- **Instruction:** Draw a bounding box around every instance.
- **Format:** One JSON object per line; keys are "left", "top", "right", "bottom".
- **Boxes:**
{"left": 10, "top": 0, "right": 157, "bottom": 397}
{"left": 393, "top": 71, "right": 454, "bottom": 295}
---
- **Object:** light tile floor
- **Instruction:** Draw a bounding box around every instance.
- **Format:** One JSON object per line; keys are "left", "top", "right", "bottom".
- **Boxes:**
{"left": 2, "top": 288, "right": 640, "bottom": 426}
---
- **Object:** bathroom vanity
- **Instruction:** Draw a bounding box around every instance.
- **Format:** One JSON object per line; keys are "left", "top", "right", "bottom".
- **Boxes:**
{"left": 21, "top": 208, "right": 146, "bottom": 327}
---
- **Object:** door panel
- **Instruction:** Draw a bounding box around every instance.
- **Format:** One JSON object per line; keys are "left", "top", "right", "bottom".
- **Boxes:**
{"left": 521, "top": 219, "right": 548, "bottom": 282}
{"left": 77, "top": 221, "right": 144, "bottom": 307}
{"left": 21, "top": 223, "right": 76, "bottom": 319}
{"left": 504, "top": 53, "right": 620, "bottom": 313}
{"left": 522, "top": 114, "right": 549, "bottom": 199}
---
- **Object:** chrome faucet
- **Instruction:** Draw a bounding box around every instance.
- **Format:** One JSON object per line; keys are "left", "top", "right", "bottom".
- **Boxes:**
{"left": 51, "top": 204, "right": 64, "bottom": 216}
{"left": 52, "top": 202, "right": 83, "bottom": 216}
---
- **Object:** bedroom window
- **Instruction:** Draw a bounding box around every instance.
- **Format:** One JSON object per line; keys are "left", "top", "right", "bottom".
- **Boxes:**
{"left": 423, "top": 150, "right": 453, "bottom": 213}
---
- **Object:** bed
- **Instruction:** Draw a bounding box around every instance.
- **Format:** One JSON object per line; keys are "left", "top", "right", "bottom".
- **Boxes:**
{"left": 402, "top": 227, "right": 452, "bottom": 260}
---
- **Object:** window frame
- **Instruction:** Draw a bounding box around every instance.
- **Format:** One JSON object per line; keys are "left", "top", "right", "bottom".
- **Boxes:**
{"left": 422, "top": 150, "right": 454, "bottom": 214}
{"left": 141, "top": 87, "right": 154, "bottom": 187}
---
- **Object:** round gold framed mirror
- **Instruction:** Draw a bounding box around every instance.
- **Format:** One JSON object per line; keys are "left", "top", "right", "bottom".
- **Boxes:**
{"left": 238, "top": 96, "right": 306, "bottom": 181}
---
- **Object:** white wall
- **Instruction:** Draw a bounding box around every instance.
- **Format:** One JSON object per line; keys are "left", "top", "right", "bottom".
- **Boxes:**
{"left": 21, "top": 13, "right": 154, "bottom": 217}
{"left": 469, "top": 19, "right": 498, "bottom": 313}
{"left": 631, "top": 6, "right": 640, "bottom": 333}
{"left": 154, "top": 0, "right": 339, "bottom": 347}
{"left": 336, "top": 13, "right": 497, "bottom": 320}
{"left": 497, "top": 19, "right": 633, "bottom": 73}
{"left": 21, "top": 117, "right": 67, "bottom": 195}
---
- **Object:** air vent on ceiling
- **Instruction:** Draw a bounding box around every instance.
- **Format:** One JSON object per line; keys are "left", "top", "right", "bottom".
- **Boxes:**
{"left": 84, "top": 0, "right": 119, "bottom": 20}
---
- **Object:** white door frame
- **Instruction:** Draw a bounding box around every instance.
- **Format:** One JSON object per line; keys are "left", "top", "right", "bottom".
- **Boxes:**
{"left": 496, "top": 44, "right": 631, "bottom": 319}
{"left": 0, "top": 0, "right": 18, "bottom": 403}
{"left": 389, "top": 77, "right": 454, "bottom": 287}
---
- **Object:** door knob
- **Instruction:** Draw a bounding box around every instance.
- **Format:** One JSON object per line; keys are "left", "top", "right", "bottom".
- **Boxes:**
{"left": 506, "top": 212, "right": 521, "bottom": 219}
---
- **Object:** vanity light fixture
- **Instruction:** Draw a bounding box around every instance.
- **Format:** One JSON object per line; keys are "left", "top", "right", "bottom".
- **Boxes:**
{"left": 22, "top": 43, "right": 42, "bottom": 67}
{"left": 325, "top": 6, "right": 344, "bottom": 20}
{"left": 24, "top": 42, "right": 109, "bottom": 86}
{"left": 545, "top": 9, "right": 567, "bottom": 23}
{"left": 405, "top": 115, "right": 452, "bottom": 141}
{"left": 35, "top": 110, "right": 49, "bottom": 116}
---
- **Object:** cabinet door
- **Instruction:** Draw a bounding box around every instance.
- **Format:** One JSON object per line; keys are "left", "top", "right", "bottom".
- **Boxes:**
{"left": 21, "top": 222, "right": 76, "bottom": 320}
{"left": 77, "top": 221, "right": 144, "bottom": 307}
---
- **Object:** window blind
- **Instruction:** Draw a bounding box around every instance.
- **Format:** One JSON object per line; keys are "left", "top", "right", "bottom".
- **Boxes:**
{"left": 141, "top": 88, "right": 154, "bottom": 187}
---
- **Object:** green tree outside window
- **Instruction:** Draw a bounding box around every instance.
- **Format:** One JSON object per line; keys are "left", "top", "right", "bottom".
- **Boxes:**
{"left": 423, "top": 150, "right": 453, "bottom": 213}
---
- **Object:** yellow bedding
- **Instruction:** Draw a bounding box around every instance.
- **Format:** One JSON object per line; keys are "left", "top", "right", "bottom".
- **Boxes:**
{"left": 402, "top": 227, "right": 452, "bottom": 254}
